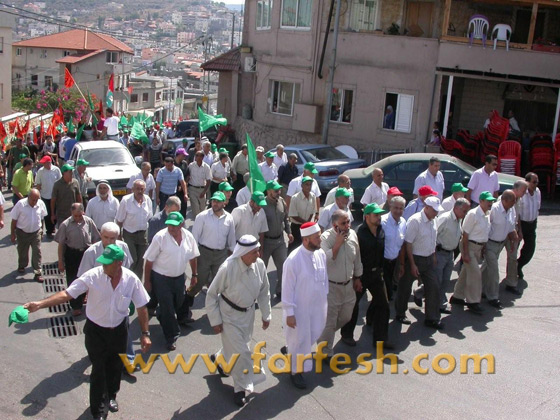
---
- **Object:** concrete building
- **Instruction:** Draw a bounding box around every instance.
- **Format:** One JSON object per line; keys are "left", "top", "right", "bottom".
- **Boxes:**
{"left": 128, "top": 75, "right": 183, "bottom": 121}
{"left": 204, "top": 0, "right": 560, "bottom": 153}
{"left": 0, "top": 11, "right": 15, "bottom": 116}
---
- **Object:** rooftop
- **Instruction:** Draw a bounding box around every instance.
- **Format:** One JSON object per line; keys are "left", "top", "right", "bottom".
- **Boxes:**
{"left": 201, "top": 47, "right": 240, "bottom": 72}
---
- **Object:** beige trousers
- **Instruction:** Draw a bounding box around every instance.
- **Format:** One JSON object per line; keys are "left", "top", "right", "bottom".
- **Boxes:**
{"left": 453, "top": 242, "right": 484, "bottom": 304}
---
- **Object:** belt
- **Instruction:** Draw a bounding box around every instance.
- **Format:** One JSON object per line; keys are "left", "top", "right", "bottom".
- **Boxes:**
{"left": 124, "top": 229, "right": 146, "bottom": 235}
{"left": 329, "top": 279, "right": 351, "bottom": 286}
{"left": 265, "top": 234, "right": 282, "bottom": 240}
{"left": 67, "top": 246, "right": 87, "bottom": 252}
{"left": 188, "top": 184, "right": 205, "bottom": 188}
{"left": 200, "top": 244, "right": 225, "bottom": 252}
{"left": 521, "top": 219, "right": 537, "bottom": 224}
{"left": 436, "top": 244, "right": 455, "bottom": 252}
{"left": 488, "top": 239, "right": 505, "bottom": 245}
{"left": 469, "top": 240, "right": 486, "bottom": 246}
{"left": 221, "top": 294, "right": 253, "bottom": 312}
{"left": 413, "top": 254, "right": 434, "bottom": 260}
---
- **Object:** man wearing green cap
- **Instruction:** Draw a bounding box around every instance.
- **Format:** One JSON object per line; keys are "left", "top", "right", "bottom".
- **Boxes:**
{"left": 144, "top": 211, "right": 200, "bottom": 350}
{"left": 7, "top": 137, "right": 29, "bottom": 189}
{"left": 262, "top": 180, "right": 292, "bottom": 299}
{"left": 51, "top": 163, "right": 82, "bottom": 227}
{"left": 259, "top": 151, "right": 278, "bottom": 182}
{"left": 220, "top": 181, "right": 238, "bottom": 213}
{"left": 231, "top": 144, "right": 249, "bottom": 193}
{"left": 187, "top": 150, "right": 212, "bottom": 218}
{"left": 210, "top": 152, "right": 230, "bottom": 195}
{"left": 12, "top": 152, "right": 29, "bottom": 172}
{"left": 441, "top": 182, "right": 469, "bottom": 212}
{"left": 23, "top": 243, "right": 151, "bottom": 420}
{"left": 232, "top": 191, "right": 269, "bottom": 245}
{"left": 73, "top": 158, "right": 91, "bottom": 207}
{"left": 288, "top": 176, "right": 318, "bottom": 252}
{"left": 318, "top": 187, "right": 353, "bottom": 231}
{"left": 11, "top": 158, "right": 34, "bottom": 205}
{"left": 450, "top": 191, "right": 494, "bottom": 314}
{"left": 286, "top": 162, "right": 321, "bottom": 212}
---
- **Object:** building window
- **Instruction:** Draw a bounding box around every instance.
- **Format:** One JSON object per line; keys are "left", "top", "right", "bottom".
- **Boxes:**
{"left": 31, "top": 75, "right": 38, "bottom": 86}
{"left": 256, "top": 0, "right": 272, "bottom": 30}
{"left": 330, "top": 88, "right": 353, "bottom": 123}
{"left": 106, "top": 51, "right": 119, "bottom": 63}
{"left": 131, "top": 93, "right": 138, "bottom": 103}
{"left": 270, "top": 80, "right": 300, "bottom": 116}
{"left": 281, "top": 0, "right": 312, "bottom": 29}
{"left": 63, "top": 50, "right": 72, "bottom": 57}
{"left": 348, "top": 0, "right": 377, "bottom": 31}
{"left": 383, "top": 92, "right": 414, "bottom": 133}
{"left": 156, "top": 92, "right": 162, "bottom": 101}
{"left": 44, "top": 76, "right": 53, "bottom": 88}
{"left": 40, "top": 49, "right": 48, "bottom": 58}
{"left": 16, "top": 48, "right": 22, "bottom": 56}
{"left": 142, "top": 92, "right": 149, "bottom": 102}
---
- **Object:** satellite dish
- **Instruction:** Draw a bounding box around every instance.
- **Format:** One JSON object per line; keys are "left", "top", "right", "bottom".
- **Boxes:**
{"left": 336, "top": 145, "right": 358, "bottom": 159}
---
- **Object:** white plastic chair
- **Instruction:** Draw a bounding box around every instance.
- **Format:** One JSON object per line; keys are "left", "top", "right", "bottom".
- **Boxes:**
{"left": 468, "top": 15, "right": 489, "bottom": 48}
{"left": 492, "top": 24, "right": 512, "bottom": 51}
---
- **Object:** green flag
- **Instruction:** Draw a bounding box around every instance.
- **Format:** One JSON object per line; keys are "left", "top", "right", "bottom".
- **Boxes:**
{"left": 131, "top": 122, "right": 149, "bottom": 145}
{"left": 87, "top": 91, "right": 98, "bottom": 126}
{"left": 9, "top": 306, "right": 28, "bottom": 326}
{"left": 76, "top": 124, "right": 85, "bottom": 141}
{"left": 120, "top": 116, "right": 128, "bottom": 127}
{"left": 66, "top": 120, "right": 75, "bottom": 133}
{"left": 198, "top": 106, "right": 227, "bottom": 132}
{"left": 245, "top": 133, "right": 266, "bottom": 193}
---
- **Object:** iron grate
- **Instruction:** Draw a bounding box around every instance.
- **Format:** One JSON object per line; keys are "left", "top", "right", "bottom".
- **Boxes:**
{"left": 48, "top": 316, "right": 80, "bottom": 338}
{"left": 48, "top": 303, "right": 71, "bottom": 314}
{"left": 42, "top": 262, "right": 63, "bottom": 277}
{"left": 43, "top": 277, "right": 66, "bottom": 294}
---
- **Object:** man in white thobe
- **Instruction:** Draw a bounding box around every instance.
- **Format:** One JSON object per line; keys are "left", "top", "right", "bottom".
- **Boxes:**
{"left": 85, "top": 180, "right": 119, "bottom": 229}
{"left": 282, "top": 221, "right": 328, "bottom": 389}
{"left": 206, "top": 235, "right": 271, "bottom": 407}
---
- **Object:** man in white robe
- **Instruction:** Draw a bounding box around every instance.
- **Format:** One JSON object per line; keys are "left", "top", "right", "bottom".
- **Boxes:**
{"left": 206, "top": 235, "right": 272, "bottom": 407}
{"left": 85, "top": 180, "right": 119, "bottom": 234}
{"left": 281, "top": 221, "right": 328, "bottom": 389}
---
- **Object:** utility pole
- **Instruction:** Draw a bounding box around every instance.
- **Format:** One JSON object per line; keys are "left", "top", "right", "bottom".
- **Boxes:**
{"left": 231, "top": 13, "right": 235, "bottom": 49}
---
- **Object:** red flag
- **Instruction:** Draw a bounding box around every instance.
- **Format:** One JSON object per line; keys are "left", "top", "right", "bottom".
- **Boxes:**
{"left": 46, "top": 121, "right": 59, "bottom": 138}
{"left": 108, "top": 73, "right": 114, "bottom": 93}
{"left": 52, "top": 107, "right": 63, "bottom": 126}
{"left": 40, "top": 120, "right": 45, "bottom": 138}
{"left": 127, "top": 85, "right": 133, "bottom": 95}
{"left": 8, "top": 120, "right": 17, "bottom": 134}
{"left": 97, "top": 99, "right": 103, "bottom": 116}
{"left": 33, "top": 127, "right": 38, "bottom": 144}
{"left": 0, "top": 123, "right": 6, "bottom": 139}
{"left": 64, "top": 67, "right": 75, "bottom": 88}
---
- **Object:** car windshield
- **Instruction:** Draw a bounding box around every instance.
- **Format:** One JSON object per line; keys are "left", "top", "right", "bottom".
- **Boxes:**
{"left": 300, "top": 147, "right": 348, "bottom": 162}
{"left": 80, "top": 148, "right": 135, "bottom": 167}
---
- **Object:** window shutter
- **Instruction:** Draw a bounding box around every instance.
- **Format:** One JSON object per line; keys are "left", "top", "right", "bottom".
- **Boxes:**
{"left": 395, "top": 94, "right": 414, "bottom": 133}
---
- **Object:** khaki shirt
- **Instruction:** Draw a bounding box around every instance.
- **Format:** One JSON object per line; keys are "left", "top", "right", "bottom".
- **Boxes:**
{"left": 55, "top": 215, "right": 100, "bottom": 250}
{"left": 320, "top": 228, "right": 363, "bottom": 282}
{"left": 263, "top": 196, "right": 291, "bottom": 238}
{"left": 288, "top": 191, "right": 317, "bottom": 224}
{"left": 52, "top": 178, "right": 81, "bottom": 222}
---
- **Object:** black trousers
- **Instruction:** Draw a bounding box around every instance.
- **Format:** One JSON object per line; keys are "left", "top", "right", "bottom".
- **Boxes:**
{"left": 341, "top": 272, "right": 390, "bottom": 343}
{"left": 64, "top": 247, "right": 86, "bottom": 310}
{"left": 152, "top": 271, "right": 186, "bottom": 344}
{"left": 383, "top": 258, "right": 397, "bottom": 301}
{"left": 43, "top": 198, "right": 55, "bottom": 234}
{"left": 159, "top": 191, "right": 175, "bottom": 211}
{"left": 232, "top": 172, "right": 245, "bottom": 197}
{"left": 84, "top": 318, "right": 128, "bottom": 417}
{"left": 518, "top": 220, "right": 537, "bottom": 274}
{"left": 288, "top": 223, "right": 302, "bottom": 254}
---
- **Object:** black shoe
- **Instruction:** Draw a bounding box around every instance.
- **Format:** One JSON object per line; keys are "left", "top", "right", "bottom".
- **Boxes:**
{"left": 449, "top": 295, "right": 466, "bottom": 305}
{"left": 396, "top": 315, "right": 411, "bottom": 325}
{"left": 290, "top": 373, "right": 307, "bottom": 389}
{"left": 488, "top": 299, "right": 503, "bottom": 309}
{"left": 280, "top": 346, "right": 287, "bottom": 355}
{"left": 467, "top": 303, "right": 484, "bottom": 314}
{"left": 365, "top": 318, "right": 372, "bottom": 326}
{"left": 517, "top": 269, "right": 524, "bottom": 280}
{"left": 340, "top": 336, "right": 356, "bottom": 347}
{"left": 167, "top": 341, "right": 177, "bottom": 351}
{"left": 107, "top": 398, "right": 118, "bottom": 413}
{"left": 424, "top": 320, "right": 444, "bottom": 330}
{"left": 414, "top": 295, "right": 423, "bottom": 307}
{"left": 505, "top": 285, "right": 522, "bottom": 296}
{"left": 377, "top": 341, "right": 395, "bottom": 350}
{"left": 92, "top": 415, "right": 107, "bottom": 420}
{"left": 210, "top": 354, "right": 228, "bottom": 377}
{"left": 234, "top": 391, "right": 246, "bottom": 407}
{"left": 275, "top": 292, "right": 281, "bottom": 300}
{"left": 440, "top": 307, "right": 452, "bottom": 314}
{"left": 178, "top": 317, "right": 194, "bottom": 326}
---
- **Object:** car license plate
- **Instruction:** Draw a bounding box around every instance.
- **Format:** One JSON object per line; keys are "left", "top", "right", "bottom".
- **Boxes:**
{"left": 113, "top": 189, "right": 127, "bottom": 196}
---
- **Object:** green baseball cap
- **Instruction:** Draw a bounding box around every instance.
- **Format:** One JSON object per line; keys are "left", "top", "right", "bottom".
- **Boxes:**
{"left": 264, "top": 151, "right": 274, "bottom": 158}
{"left": 363, "top": 203, "right": 388, "bottom": 215}
{"left": 304, "top": 162, "right": 318, "bottom": 174}
{"left": 479, "top": 191, "right": 497, "bottom": 202}
{"left": 251, "top": 191, "right": 267, "bottom": 206}
{"left": 219, "top": 181, "right": 234, "bottom": 192}
{"left": 218, "top": 147, "right": 229, "bottom": 154}
{"left": 9, "top": 305, "right": 29, "bottom": 326}
{"left": 19, "top": 153, "right": 28, "bottom": 159}
{"left": 266, "top": 180, "right": 282, "bottom": 191}
{"left": 165, "top": 211, "right": 184, "bottom": 226}
{"left": 60, "top": 164, "right": 74, "bottom": 173}
{"left": 211, "top": 144, "right": 217, "bottom": 152}
{"left": 451, "top": 183, "right": 468, "bottom": 193}
{"left": 211, "top": 191, "right": 226, "bottom": 202}
{"left": 96, "top": 244, "right": 125, "bottom": 265}
{"left": 76, "top": 159, "right": 89, "bottom": 166}
{"left": 335, "top": 187, "right": 351, "bottom": 198}
{"left": 302, "top": 176, "right": 313, "bottom": 183}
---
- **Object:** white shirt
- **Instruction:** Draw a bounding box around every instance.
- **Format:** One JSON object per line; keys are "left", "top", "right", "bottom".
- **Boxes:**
{"left": 103, "top": 116, "right": 120, "bottom": 136}
{"left": 436, "top": 210, "right": 462, "bottom": 251}
{"left": 509, "top": 117, "right": 520, "bottom": 132}
{"left": 462, "top": 206, "right": 490, "bottom": 243}
{"left": 273, "top": 152, "right": 288, "bottom": 169}
{"left": 116, "top": 193, "right": 153, "bottom": 233}
{"left": 77, "top": 240, "right": 133, "bottom": 277}
{"left": 11, "top": 197, "right": 48, "bottom": 233}
{"left": 144, "top": 227, "right": 200, "bottom": 277}
{"left": 441, "top": 195, "right": 456, "bottom": 213}
{"left": 127, "top": 173, "right": 156, "bottom": 195}
{"left": 259, "top": 161, "right": 278, "bottom": 182}
{"left": 468, "top": 168, "right": 499, "bottom": 203}
{"left": 236, "top": 186, "right": 251, "bottom": 206}
{"left": 35, "top": 166, "right": 62, "bottom": 199}
{"left": 85, "top": 195, "right": 119, "bottom": 229}
{"left": 318, "top": 202, "right": 353, "bottom": 230}
{"left": 360, "top": 181, "right": 389, "bottom": 206}
{"left": 232, "top": 203, "right": 269, "bottom": 240}
{"left": 381, "top": 213, "right": 406, "bottom": 259}
{"left": 192, "top": 208, "right": 236, "bottom": 251}
{"left": 211, "top": 161, "right": 230, "bottom": 182}
{"left": 519, "top": 188, "right": 541, "bottom": 222}
{"left": 203, "top": 152, "right": 215, "bottom": 168}
{"left": 187, "top": 161, "right": 211, "bottom": 187}
{"left": 0, "top": 191, "right": 4, "bottom": 206}
{"left": 488, "top": 201, "right": 515, "bottom": 242}
{"left": 413, "top": 169, "right": 445, "bottom": 198}
{"left": 58, "top": 137, "right": 67, "bottom": 159}
{"left": 66, "top": 266, "right": 149, "bottom": 328}
{"left": 404, "top": 210, "right": 437, "bottom": 257}
{"left": 286, "top": 175, "right": 321, "bottom": 198}
{"left": 324, "top": 186, "right": 355, "bottom": 207}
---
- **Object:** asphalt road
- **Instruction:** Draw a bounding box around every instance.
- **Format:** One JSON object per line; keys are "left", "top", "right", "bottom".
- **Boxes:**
{"left": 1, "top": 194, "right": 559, "bottom": 420}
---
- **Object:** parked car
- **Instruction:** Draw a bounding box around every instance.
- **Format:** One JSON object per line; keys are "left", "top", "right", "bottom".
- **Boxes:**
{"left": 344, "top": 152, "right": 523, "bottom": 205}
{"left": 68, "top": 141, "right": 141, "bottom": 199}
{"left": 273, "top": 144, "right": 367, "bottom": 194}
{"left": 175, "top": 119, "right": 218, "bottom": 141}
{"left": 161, "top": 138, "right": 195, "bottom": 161}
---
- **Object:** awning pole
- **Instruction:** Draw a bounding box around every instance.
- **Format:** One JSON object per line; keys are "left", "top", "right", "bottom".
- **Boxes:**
{"left": 443, "top": 75, "right": 454, "bottom": 138}
{"left": 553, "top": 88, "right": 560, "bottom": 141}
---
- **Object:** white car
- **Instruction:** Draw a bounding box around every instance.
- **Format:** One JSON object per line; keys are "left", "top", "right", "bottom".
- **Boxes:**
{"left": 68, "top": 141, "right": 141, "bottom": 199}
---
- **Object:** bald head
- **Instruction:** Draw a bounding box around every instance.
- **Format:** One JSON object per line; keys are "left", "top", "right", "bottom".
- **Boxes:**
{"left": 501, "top": 189, "right": 516, "bottom": 210}
{"left": 372, "top": 168, "right": 383, "bottom": 186}
{"left": 27, "top": 188, "right": 40, "bottom": 206}
{"left": 337, "top": 174, "right": 351, "bottom": 189}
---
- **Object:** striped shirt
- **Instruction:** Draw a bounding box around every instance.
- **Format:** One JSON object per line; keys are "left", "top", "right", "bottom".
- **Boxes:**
{"left": 156, "top": 166, "right": 184, "bottom": 194}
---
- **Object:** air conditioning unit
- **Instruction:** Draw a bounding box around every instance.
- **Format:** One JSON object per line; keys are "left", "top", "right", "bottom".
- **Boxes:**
{"left": 244, "top": 56, "right": 256, "bottom": 73}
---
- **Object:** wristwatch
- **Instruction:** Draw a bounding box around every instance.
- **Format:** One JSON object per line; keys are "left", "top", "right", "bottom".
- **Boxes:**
{"left": 192, "top": 274, "right": 198, "bottom": 277}
{"left": 141, "top": 331, "right": 151, "bottom": 337}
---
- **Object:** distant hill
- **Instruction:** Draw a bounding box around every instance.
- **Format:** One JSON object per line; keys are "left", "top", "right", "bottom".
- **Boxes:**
{"left": 225, "top": 4, "right": 244, "bottom": 12}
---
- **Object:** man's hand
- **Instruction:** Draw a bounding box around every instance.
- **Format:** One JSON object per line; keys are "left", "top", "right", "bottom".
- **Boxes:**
{"left": 144, "top": 279, "right": 151, "bottom": 293}
{"left": 0, "top": 220, "right": 4, "bottom": 229}
{"left": 184, "top": 193, "right": 189, "bottom": 202}
{"left": 199, "top": 192, "right": 205, "bottom": 199}
{"left": 51, "top": 215, "right": 56, "bottom": 224}
{"left": 10, "top": 232, "right": 16, "bottom": 244}
{"left": 213, "top": 324, "right": 223, "bottom": 334}
{"left": 286, "top": 315, "right": 296, "bottom": 328}
{"left": 463, "top": 252, "right": 471, "bottom": 264}
{"left": 410, "top": 263, "right": 419, "bottom": 278}
{"left": 140, "top": 335, "right": 152, "bottom": 353}
{"left": 262, "top": 320, "right": 270, "bottom": 330}
{"left": 23, "top": 301, "right": 40, "bottom": 313}
{"left": 189, "top": 276, "right": 198, "bottom": 288}
{"left": 353, "top": 278, "right": 363, "bottom": 292}
{"left": 58, "top": 261, "right": 65, "bottom": 273}
{"left": 288, "top": 234, "right": 294, "bottom": 244}
{"left": 156, "top": 197, "right": 160, "bottom": 206}
{"left": 398, "top": 263, "right": 405, "bottom": 279}
{"left": 334, "top": 228, "right": 347, "bottom": 247}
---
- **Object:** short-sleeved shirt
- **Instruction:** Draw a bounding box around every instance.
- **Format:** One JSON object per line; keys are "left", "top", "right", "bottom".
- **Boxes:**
{"left": 11, "top": 197, "right": 48, "bottom": 232}
{"left": 12, "top": 169, "right": 33, "bottom": 196}
{"left": 116, "top": 193, "right": 153, "bottom": 233}
{"left": 232, "top": 203, "right": 269, "bottom": 240}
{"left": 144, "top": 228, "right": 200, "bottom": 277}
{"left": 413, "top": 169, "right": 445, "bottom": 198}
{"left": 361, "top": 182, "right": 389, "bottom": 206}
{"left": 488, "top": 200, "right": 515, "bottom": 242}
{"left": 127, "top": 172, "right": 156, "bottom": 194}
{"left": 211, "top": 161, "right": 230, "bottom": 182}
{"left": 156, "top": 166, "right": 184, "bottom": 194}
{"left": 192, "top": 208, "right": 236, "bottom": 252}
{"left": 381, "top": 213, "right": 406, "bottom": 260}
{"left": 35, "top": 166, "right": 62, "bottom": 199}
{"left": 436, "top": 209, "right": 462, "bottom": 251}
{"left": 259, "top": 162, "right": 278, "bottom": 182}
{"left": 468, "top": 168, "right": 499, "bottom": 204}
{"left": 103, "top": 116, "right": 120, "bottom": 136}
{"left": 404, "top": 210, "right": 437, "bottom": 257}
{"left": 318, "top": 203, "right": 353, "bottom": 230}
{"left": 64, "top": 139, "right": 77, "bottom": 161}
{"left": 72, "top": 169, "right": 89, "bottom": 197}
{"left": 231, "top": 152, "right": 249, "bottom": 174}
{"left": 286, "top": 175, "right": 321, "bottom": 198}
{"left": 187, "top": 161, "right": 212, "bottom": 187}
{"left": 55, "top": 215, "right": 101, "bottom": 250}
{"left": 51, "top": 178, "right": 81, "bottom": 222}
{"left": 288, "top": 191, "right": 317, "bottom": 224}
{"left": 462, "top": 206, "right": 490, "bottom": 243}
